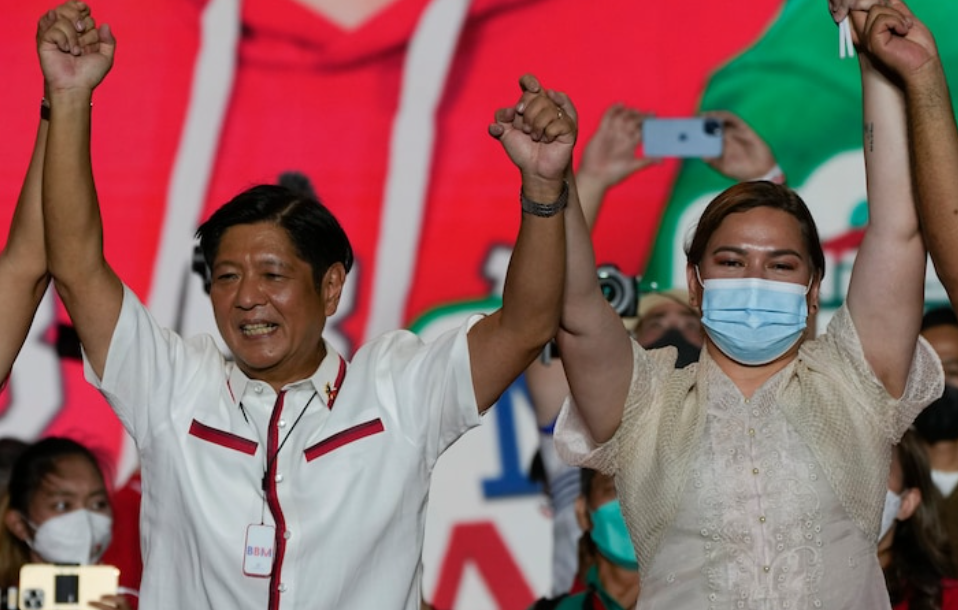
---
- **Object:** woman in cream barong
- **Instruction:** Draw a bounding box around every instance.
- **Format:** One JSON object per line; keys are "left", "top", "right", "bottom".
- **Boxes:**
{"left": 550, "top": 3, "right": 945, "bottom": 608}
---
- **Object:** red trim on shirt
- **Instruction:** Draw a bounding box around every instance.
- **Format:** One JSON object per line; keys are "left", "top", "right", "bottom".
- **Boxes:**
{"left": 325, "top": 357, "right": 347, "bottom": 410}
{"left": 304, "top": 418, "right": 384, "bottom": 462}
{"left": 265, "top": 391, "right": 287, "bottom": 610}
{"left": 188, "top": 420, "right": 258, "bottom": 455}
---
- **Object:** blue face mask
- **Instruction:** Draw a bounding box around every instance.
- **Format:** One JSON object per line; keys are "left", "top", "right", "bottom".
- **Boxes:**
{"left": 590, "top": 499, "right": 639, "bottom": 571}
{"left": 699, "top": 276, "right": 809, "bottom": 366}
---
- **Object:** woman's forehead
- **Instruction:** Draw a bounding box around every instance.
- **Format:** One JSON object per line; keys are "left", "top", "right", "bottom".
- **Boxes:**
{"left": 707, "top": 207, "right": 808, "bottom": 253}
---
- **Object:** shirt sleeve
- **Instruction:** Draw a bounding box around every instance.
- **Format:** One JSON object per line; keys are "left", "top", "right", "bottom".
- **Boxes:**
{"left": 364, "top": 315, "right": 483, "bottom": 464}
{"left": 809, "top": 304, "right": 944, "bottom": 441}
{"left": 553, "top": 340, "right": 674, "bottom": 475}
{"left": 83, "top": 284, "right": 220, "bottom": 448}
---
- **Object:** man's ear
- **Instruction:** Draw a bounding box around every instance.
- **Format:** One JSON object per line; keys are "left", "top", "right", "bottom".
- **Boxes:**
{"left": 322, "top": 263, "right": 347, "bottom": 317}
{"left": 4, "top": 509, "right": 30, "bottom": 544}
{"left": 898, "top": 487, "right": 922, "bottom": 521}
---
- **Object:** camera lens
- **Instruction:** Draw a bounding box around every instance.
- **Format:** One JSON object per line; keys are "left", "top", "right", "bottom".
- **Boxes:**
{"left": 596, "top": 264, "right": 638, "bottom": 317}
{"left": 704, "top": 118, "right": 721, "bottom": 136}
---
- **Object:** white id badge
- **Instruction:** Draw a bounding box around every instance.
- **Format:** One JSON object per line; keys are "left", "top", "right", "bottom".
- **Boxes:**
{"left": 243, "top": 524, "right": 276, "bottom": 577}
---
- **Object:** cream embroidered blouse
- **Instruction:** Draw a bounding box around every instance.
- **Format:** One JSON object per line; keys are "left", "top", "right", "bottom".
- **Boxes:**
{"left": 555, "top": 305, "right": 943, "bottom": 609}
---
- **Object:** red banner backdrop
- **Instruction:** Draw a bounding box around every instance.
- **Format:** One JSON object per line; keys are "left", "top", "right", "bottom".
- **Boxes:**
{"left": 1, "top": 1, "right": 783, "bottom": 606}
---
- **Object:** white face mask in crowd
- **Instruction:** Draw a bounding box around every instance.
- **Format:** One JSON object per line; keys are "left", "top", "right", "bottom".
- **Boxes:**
{"left": 26, "top": 509, "right": 113, "bottom": 565}
{"left": 878, "top": 489, "right": 902, "bottom": 542}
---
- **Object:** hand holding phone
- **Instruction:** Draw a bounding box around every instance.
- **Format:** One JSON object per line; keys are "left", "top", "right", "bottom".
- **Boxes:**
{"left": 642, "top": 117, "right": 724, "bottom": 158}
{"left": 19, "top": 564, "right": 119, "bottom": 609}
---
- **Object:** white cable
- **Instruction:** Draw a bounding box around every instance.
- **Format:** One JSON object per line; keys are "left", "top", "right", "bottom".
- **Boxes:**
{"left": 362, "top": 0, "right": 473, "bottom": 341}
{"left": 839, "top": 17, "right": 855, "bottom": 59}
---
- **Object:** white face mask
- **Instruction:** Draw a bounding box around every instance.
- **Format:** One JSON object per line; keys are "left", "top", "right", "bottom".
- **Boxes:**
{"left": 879, "top": 489, "right": 903, "bottom": 541}
{"left": 27, "top": 509, "right": 113, "bottom": 565}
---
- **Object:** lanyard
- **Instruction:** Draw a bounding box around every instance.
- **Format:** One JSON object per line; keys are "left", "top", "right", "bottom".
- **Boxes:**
{"left": 247, "top": 357, "right": 347, "bottom": 521}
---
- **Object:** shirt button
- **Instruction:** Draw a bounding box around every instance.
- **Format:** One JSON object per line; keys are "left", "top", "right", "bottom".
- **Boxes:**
{"left": 275, "top": 473, "right": 285, "bottom": 483}
{"left": 763, "top": 566, "right": 770, "bottom": 573}
{"left": 752, "top": 468, "right": 760, "bottom": 475}
{"left": 278, "top": 419, "right": 287, "bottom": 428}
{"left": 759, "top": 516, "right": 766, "bottom": 523}
{"left": 748, "top": 428, "right": 756, "bottom": 436}
{"left": 254, "top": 385, "right": 263, "bottom": 394}
{"left": 744, "top": 398, "right": 750, "bottom": 404}
{"left": 278, "top": 583, "right": 287, "bottom": 593}
{"left": 284, "top": 530, "right": 292, "bottom": 540}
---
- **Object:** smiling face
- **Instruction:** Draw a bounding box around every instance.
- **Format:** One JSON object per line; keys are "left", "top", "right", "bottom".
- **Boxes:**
{"left": 687, "top": 205, "right": 821, "bottom": 366}
{"left": 209, "top": 222, "right": 345, "bottom": 390}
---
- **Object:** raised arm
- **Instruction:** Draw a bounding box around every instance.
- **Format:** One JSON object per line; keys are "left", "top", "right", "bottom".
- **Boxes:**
{"left": 526, "top": 103, "right": 652, "bottom": 427}
{"left": 40, "top": 3, "right": 122, "bottom": 378}
{"left": 467, "top": 74, "right": 571, "bottom": 412}
{"left": 575, "top": 104, "right": 654, "bottom": 226}
{"left": 544, "top": 97, "right": 632, "bottom": 444}
{"left": 0, "top": 97, "right": 52, "bottom": 384}
{"left": 0, "top": 2, "right": 102, "bottom": 384}
{"left": 883, "top": 8, "right": 958, "bottom": 310}
{"left": 844, "top": 3, "right": 929, "bottom": 397}
{"left": 702, "top": 110, "right": 780, "bottom": 183}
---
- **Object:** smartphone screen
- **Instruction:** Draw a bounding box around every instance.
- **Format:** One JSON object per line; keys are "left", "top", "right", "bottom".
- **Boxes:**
{"left": 643, "top": 117, "right": 723, "bottom": 158}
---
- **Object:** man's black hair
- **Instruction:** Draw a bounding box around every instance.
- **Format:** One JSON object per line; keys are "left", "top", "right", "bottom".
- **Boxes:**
{"left": 196, "top": 184, "right": 354, "bottom": 290}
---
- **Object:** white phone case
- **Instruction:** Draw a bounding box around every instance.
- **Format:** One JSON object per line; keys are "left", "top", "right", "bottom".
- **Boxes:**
{"left": 19, "top": 564, "right": 119, "bottom": 609}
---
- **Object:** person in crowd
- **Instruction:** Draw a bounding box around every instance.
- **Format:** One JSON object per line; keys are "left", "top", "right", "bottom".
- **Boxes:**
{"left": 551, "top": 1, "right": 944, "bottom": 606}
{"left": 0, "top": 439, "right": 28, "bottom": 494}
{"left": 529, "top": 101, "right": 780, "bottom": 596}
{"left": 37, "top": 4, "right": 573, "bottom": 609}
{"left": 882, "top": 430, "right": 958, "bottom": 609}
{"left": 921, "top": 308, "right": 958, "bottom": 387}
{"left": 913, "top": 308, "right": 958, "bottom": 568}
{"left": 530, "top": 468, "right": 640, "bottom": 610}
{"left": 0, "top": 437, "right": 133, "bottom": 609}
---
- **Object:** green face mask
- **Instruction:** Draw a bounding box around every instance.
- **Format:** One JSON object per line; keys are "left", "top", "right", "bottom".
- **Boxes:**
{"left": 590, "top": 499, "right": 639, "bottom": 571}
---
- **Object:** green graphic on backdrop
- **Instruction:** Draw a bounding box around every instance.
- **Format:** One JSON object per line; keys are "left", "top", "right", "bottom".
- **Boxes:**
{"left": 643, "top": 0, "right": 958, "bottom": 311}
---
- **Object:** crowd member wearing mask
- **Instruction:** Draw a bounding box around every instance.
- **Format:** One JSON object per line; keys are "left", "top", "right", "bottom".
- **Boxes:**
{"left": 530, "top": 469, "right": 639, "bottom": 610}
{"left": 527, "top": 102, "right": 774, "bottom": 596}
{"left": 912, "top": 353, "right": 958, "bottom": 569}
{"left": 880, "top": 430, "right": 958, "bottom": 610}
{"left": 0, "top": 437, "right": 133, "bottom": 610}
{"left": 551, "top": 2, "right": 944, "bottom": 606}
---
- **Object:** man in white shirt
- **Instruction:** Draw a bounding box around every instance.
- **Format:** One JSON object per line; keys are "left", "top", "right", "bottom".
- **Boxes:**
{"left": 37, "top": 5, "right": 576, "bottom": 609}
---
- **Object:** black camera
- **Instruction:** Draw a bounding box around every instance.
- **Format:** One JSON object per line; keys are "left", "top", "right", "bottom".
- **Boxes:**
{"left": 597, "top": 264, "right": 639, "bottom": 318}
